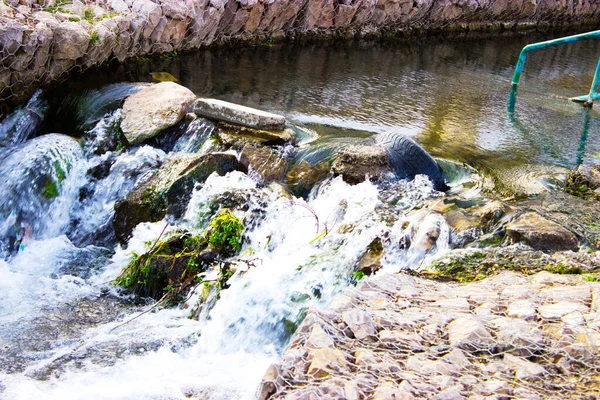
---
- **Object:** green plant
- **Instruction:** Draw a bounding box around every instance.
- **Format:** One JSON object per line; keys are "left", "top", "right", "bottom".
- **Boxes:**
{"left": 160, "top": 50, "right": 179, "bottom": 60}
{"left": 206, "top": 209, "right": 244, "bottom": 253}
{"left": 89, "top": 31, "right": 99, "bottom": 46}
{"left": 353, "top": 271, "right": 366, "bottom": 281}
{"left": 582, "top": 274, "right": 598, "bottom": 282}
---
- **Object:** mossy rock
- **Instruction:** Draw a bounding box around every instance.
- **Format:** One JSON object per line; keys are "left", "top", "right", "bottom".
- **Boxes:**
{"left": 113, "top": 152, "right": 239, "bottom": 244}
{"left": 115, "top": 210, "right": 245, "bottom": 302}
{"left": 114, "top": 231, "right": 211, "bottom": 301}
{"left": 425, "top": 247, "right": 597, "bottom": 283}
{"left": 565, "top": 165, "right": 600, "bottom": 200}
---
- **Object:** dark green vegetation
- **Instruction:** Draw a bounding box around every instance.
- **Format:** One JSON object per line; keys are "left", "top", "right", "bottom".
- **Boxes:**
{"left": 114, "top": 209, "right": 244, "bottom": 303}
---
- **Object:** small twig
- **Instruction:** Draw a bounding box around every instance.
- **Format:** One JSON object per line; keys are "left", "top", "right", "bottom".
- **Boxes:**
{"left": 108, "top": 291, "right": 170, "bottom": 333}
{"left": 148, "top": 222, "right": 169, "bottom": 254}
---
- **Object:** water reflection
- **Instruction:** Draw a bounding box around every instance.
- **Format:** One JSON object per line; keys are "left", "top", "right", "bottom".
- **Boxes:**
{"left": 41, "top": 33, "right": 600, "bottom": 185}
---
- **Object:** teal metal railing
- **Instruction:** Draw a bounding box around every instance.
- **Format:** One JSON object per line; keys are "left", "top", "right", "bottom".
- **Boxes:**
{"left": 509, "top": 30, "right": 600, "bottom": 112}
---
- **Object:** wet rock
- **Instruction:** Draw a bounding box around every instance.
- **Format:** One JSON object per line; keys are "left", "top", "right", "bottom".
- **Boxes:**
{"left": 239, "top": 143, "right": 287, "bottom": 183}
{"left": 113, "top": 152, "right": 239, "bottom": 243}
{"left": 503, "top": 353, "right": 546, "bottom": 381}
{"left": 306, "top": 348, "right": 347, "bottom": 378}
{"left": 217, "top": 123, "right": 295, "bottom": 148}
{"left": 114, "top": 230, "right": 207, "bottom": 300}
{"left": 506, "top": 212, "right": 578, "bottom": 252}
{"left": 120, "top": 82, "right": 197, "bottom": 145}
{"left": 193, "top": 98, "right": 286, "bottom": 130}
{"left": 332, "top": 145, "right": 393, "bottom": 185}
{"left": 565, "top": 164, "right": 600, "bottom": 198}
{"left": 286, "top": 160, "right": 330, "bottom": 198}
{"left": 355, "top": 237, "right": 383, "bottom": 276}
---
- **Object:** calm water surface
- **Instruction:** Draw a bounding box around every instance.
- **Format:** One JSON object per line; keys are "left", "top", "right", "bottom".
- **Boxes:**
{"left": 50, "top": 32, "right": 600, "bottom": 188}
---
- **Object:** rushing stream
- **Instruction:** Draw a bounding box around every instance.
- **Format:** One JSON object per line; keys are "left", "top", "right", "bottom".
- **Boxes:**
{"left": 1, "top": 32, "right": 600, "bottom": 399}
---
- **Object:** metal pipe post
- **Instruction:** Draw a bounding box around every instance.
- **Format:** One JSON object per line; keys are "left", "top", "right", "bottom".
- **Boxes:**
{"left": 511, "top": 30, "right": 600, "bottom": 87}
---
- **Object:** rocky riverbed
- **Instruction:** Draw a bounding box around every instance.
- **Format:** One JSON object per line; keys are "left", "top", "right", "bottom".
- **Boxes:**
{"left": 2, "top": 0, "right": 600, "bottom": 104}
{"left": 256, "top": 163, "right": 600, "bottom": 399}
{"left": 259, "top": 269, "right": 600, "bottom": 399}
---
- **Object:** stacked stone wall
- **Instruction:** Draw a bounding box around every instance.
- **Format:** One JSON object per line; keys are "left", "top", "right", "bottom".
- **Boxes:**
{"left": 1, "top": 0, "right": 600, "bottom": 104}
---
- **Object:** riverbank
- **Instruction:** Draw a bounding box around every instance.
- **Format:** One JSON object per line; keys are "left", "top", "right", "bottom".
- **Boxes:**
{"left": 258, "top": 184, "right": 600, "bottom": 399}
{"left": 2, "top": 0, "right": 600, "bottom": 107}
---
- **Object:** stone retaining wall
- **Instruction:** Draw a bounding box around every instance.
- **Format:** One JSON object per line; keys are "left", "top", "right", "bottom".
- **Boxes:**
{"left": 1, "top": 0, "right": 600, "bottom": 105}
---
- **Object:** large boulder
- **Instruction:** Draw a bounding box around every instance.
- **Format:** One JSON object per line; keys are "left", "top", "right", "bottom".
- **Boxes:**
{"left": 113, "top": 153, "right": 239, "bottom": 243}
{"left": 506, "top": 212, "right": 578, "bottom": 252}
{"left": 120, "top": 82, "right": 197, "bottom": 145}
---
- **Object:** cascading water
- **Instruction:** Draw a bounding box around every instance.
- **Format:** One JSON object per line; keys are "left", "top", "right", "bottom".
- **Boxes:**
{"left": 0, "top": 90, "right": 48, "bottom": 149}
{"left": 0, "top": 85, "right": 452, "bottom": 399}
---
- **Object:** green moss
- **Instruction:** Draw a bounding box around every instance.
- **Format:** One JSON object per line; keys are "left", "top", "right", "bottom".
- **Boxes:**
{"left": 43, "top": 179, "right": 59, "bottom": 199}
{"left": 83, "top": 7, "right": 95, "bottom": 22}
{"left": 114, "top": 233, "right": 206, "bottom": 301}
{"left": 476, "top": 233, "right": 505, "bottom": 247}
{"left": 352, "top": 271, "right": 366, "bottom": 284}
{"left": 43, "top": 161, "right": 69, "bottom": 200}
{"left": 206, "top": 209, "right": 244, "bottom": 254}
{"left": 544, "top": 263, "right": 583, "bottom": 275}
{"left": 582, "top": 274, "right": 598, "bottom": 282}
{"left": 43, "top": 0, "right": 71, "bottom": 13}
{"left": 428, "top": 252, "right": 534, "bottom": 283}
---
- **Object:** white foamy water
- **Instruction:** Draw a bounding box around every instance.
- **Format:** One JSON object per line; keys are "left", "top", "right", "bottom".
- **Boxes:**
{"left": 0, "top": 98, "right": 451, "bottom": 400}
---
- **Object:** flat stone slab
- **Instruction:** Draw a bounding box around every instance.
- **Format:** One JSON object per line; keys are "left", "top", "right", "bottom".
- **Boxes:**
{"left": 193, "top": 98, "right": 286, "bottom": 130}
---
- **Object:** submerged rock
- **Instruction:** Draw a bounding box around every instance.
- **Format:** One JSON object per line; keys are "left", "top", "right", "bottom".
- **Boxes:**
{"left": 0, "top": 133, "right": 82, "bottom": 253}
{"left": 193, "top": 98, "right": 286, "bottom": 130}
{"left": 355, "top": 237, "right": 383, "bottom": 276}
{"left": 113, "top": 152, "right": 239, "bottom": 243}
{"left": 120, "top": 82, "right": 197, "bottom": 145}
{"left": 286, "top": 160, "right": 330, "bottom": 198}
